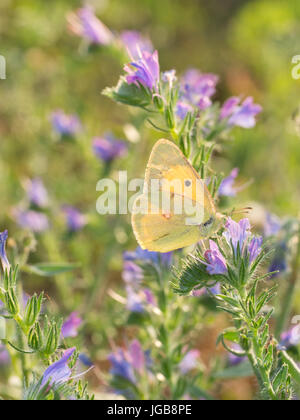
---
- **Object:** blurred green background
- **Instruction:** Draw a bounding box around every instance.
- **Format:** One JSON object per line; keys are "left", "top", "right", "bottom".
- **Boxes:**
{"left": 0, "top": 0, "right": 300, "bottom": 400}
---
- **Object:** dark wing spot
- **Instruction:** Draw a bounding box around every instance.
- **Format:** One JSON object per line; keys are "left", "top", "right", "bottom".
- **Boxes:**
{"left": 185, "top": 180, "right": 191, "bottom": 187}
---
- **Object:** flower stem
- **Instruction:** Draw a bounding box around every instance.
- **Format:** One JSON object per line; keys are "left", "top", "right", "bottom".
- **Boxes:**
{"left": 16, "top": 324, "right": 28, "bottom": 389}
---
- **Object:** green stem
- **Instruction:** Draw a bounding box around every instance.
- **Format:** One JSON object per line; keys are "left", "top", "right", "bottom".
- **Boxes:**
{"left": 16, "top": 324, "right": 28, "bottom": 389}
{"left": 275, "top": 227, "right": 300, "bottom": 338}
{"left": 237, "top": 291, "right": 278, "bottom": 400}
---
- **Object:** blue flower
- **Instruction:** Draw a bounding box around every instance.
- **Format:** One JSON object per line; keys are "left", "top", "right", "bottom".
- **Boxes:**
{"left": 124, "top": 246, "right": 172, "bottom": 266}
{"left": 179, "top": 69, "right": 218, "bottom": 112}
{"left": 268, "top": 242, "right": 287, "bottom": 278}
{"left": 108, "top": 340, "right": 150, "bottom": 387}
{"left": 218, "top": 168, "right": 239, "bottom": 197}
{"left": 179, "top": 350, "right": 200, "bottom": 374}
{"left": 108, "top": 349, "right": 136, "bottom": 384}
{"left": 280, "top": 325, "right": 300, "bottom": 349}
{"left": 223, "top": 217, "right": 251, "bottom": 254}
{"left": 203, "top": 240, "right": 227, "bottom": 275}
{"left": 14, "top": 209, "right": 49, "bottom": 232}
{"left": 264, "top": 212, "right": 281, "bottom": 237}
{"left": 93, "top": 134, "right": 127, "bottom": 162}
{"left": 122, "top": 261, "right": 144, "bottom": 285}
{"left": 51, "top": 110, "right": 82, "bottom": 137}
{"left": 227, "top": 97, "right": 262, "bottom": 129}
{"left": 220, "top": 97, "right": 240, "bottom": 120}
{"left": 41, "top": 347, "right": 76, "bottom": 387}
{"left": 227, "top": 344, "right": 247, "bottom": 366}
{"left": 176, "top": 101, "right": 193, "bottom": 120}
{"left": 61, "top": 312, "right": 82, "bottom": 338}
{"left": 0, "top": 230, "right": 10, "bottom": 273}
{"left": 0, "top": 344, "right": 10, "bottom": 366}
{"left": 126, "top": 286, "right": 145, "bottom": 313}
{"left": 62, "top": 206, "right": 87, "bottom": 232}
{"left": 248, "top": 236, "right": 263, "bottom": 263}
{"left": 25, "top": 178, "right": 48, "bottom": 208}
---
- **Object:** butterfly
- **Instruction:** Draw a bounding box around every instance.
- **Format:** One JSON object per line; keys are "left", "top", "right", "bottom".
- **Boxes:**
{"left": 131, "top": 139, "right": 222, "bottom": 252}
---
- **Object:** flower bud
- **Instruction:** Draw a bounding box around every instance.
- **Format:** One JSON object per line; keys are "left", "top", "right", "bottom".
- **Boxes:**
{"left": 28, "top": 322, "right": 43, "bottom": 351}
{"left": 153, "top": 94, "right": 163, "bottom": 110}
{"left": 24, "top": 293, "right": 43, "bottom": 328}
{"left": 5, "top": 288, "right": 19, "bottom": 316}
{"left": 165, "top": 105, "right": 175, "bottom": 129}
{"left": 44, "top": 321, "right": 60, "bottom": 356}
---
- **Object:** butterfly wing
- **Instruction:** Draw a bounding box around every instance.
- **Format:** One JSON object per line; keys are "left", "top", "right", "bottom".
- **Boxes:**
{"left": 132, "top": 192, "right": 201, "bottom": 252}
{"left": 132, "top": 139, "right": 217, "bottom": 252}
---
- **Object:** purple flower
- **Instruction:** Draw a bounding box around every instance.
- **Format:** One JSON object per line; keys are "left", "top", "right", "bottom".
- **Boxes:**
{"left": 227, "top": 344, "right": 247, "bottom": 366}
{"left": 14, "top": 210, "right": 49, "bottom": 232}
{"left": 51, "top": 110, "right": 82, "bottom": 137}
{"left": 264, "top": 213, "right": 281, "bottom": 237}
{"left": 248, "top": 236, "right": 263, "bottom": 263}
{"left": 220, "top": 97, "right": 240, "bottom": 120}
{"left": 268, "top": 242, "right": 287, "bottom": 278}
{"left": 120, "top": 31, "right": 153, "bottom": 60}
{"left": 227, "top": 97, "right": 262, "bottom": 129}
{"left": 25, "top": 178, "right": 48, "bottom": 208}
{"left": 0, "top": 230, "right": 10, "bottom": 273}
{"left": 0, "top": 344, "right": 10, "bottom": 366}
{"left": 129, "top": 340, "right": 145, "bottom": 373}
{"left": 180, "top": 69, "right": 218, "bottom": 111}
{"left": 67, "top": 7, "right": 114, "bottom": 45}
{"left": 143, "top": 288, "right": 156, "bottom": 306}
{"left": 280, "top": 325, "right": 300, "bottom": 349}
{"left": 176, "top": 100, "right": 193, "bottom": 119}
{"left": 62, "top": 206, "right": 87, "bottom": 232}
{"left": 219, "top": 168, "right": 239, "bottom": 197}
{"left": 78, "top": 354, "right": 93, "bottom": 368}
{"left": 62, "top": 312, "right": 82, "bottom": 338}
{"left": 126, "top": 286, "right": 156, "bottom": 313}
{"left": 126, "top": 286, "right": 145, "bottom": 313}
{"left": 93, "top": 134, "right": 127, "bottom": 162}
{"left": 125, "top": 50, "right": 160, "bottom": 91}
{"left": 108, "top": 340, "right": 149, "bottom": 385}
{"left": 108, "top": 349, "right": 136, "bottom": 384}
{"left": 122, "top": 261, "right": 144, "bottom": 285}
{"left": 192, "top": 283, "right": 221, "bottom": 297}
{"left": 223, "top": 218, "right": 251, "bottom": 254}
{"left": 203, "top": 240, "right": 227, "bottom": 275}
{"left": 179, "top": 350, "right": 200, "bottom": 374}
{"left": 124, "top": 246, "right": 172, "bottom": 266}
{"left": 41, "top": 347, "right": 76, "bottom": 387}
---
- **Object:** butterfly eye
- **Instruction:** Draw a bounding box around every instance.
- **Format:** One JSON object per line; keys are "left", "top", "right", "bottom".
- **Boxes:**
{"left": 203, "top": 216, "right": 214, "bottom": 227}
{"left": 185, "top": 180, "right": 192, "bottom": 187}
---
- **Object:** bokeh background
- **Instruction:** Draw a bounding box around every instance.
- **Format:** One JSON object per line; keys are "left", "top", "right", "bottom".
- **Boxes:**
{"left": 0, "top": 0, "right": 300, "bottom": 400}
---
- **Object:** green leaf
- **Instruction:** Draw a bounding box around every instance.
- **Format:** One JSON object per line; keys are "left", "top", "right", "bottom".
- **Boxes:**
{"left": 280, "top": 350, "right": 300, "bottom": 384}
{"left": 23, "top": 263, "right": 80, "bottom": 277}
{"left": 103, "top": 77, "right": 151, "bottom": 109}
{"left": 216, "top": 328, "right": 240, "bottom": 346}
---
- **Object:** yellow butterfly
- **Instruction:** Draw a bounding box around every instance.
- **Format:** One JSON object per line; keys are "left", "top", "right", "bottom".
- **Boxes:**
{"left": 132, "top": 139, "right": 222, "bottom": 252}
